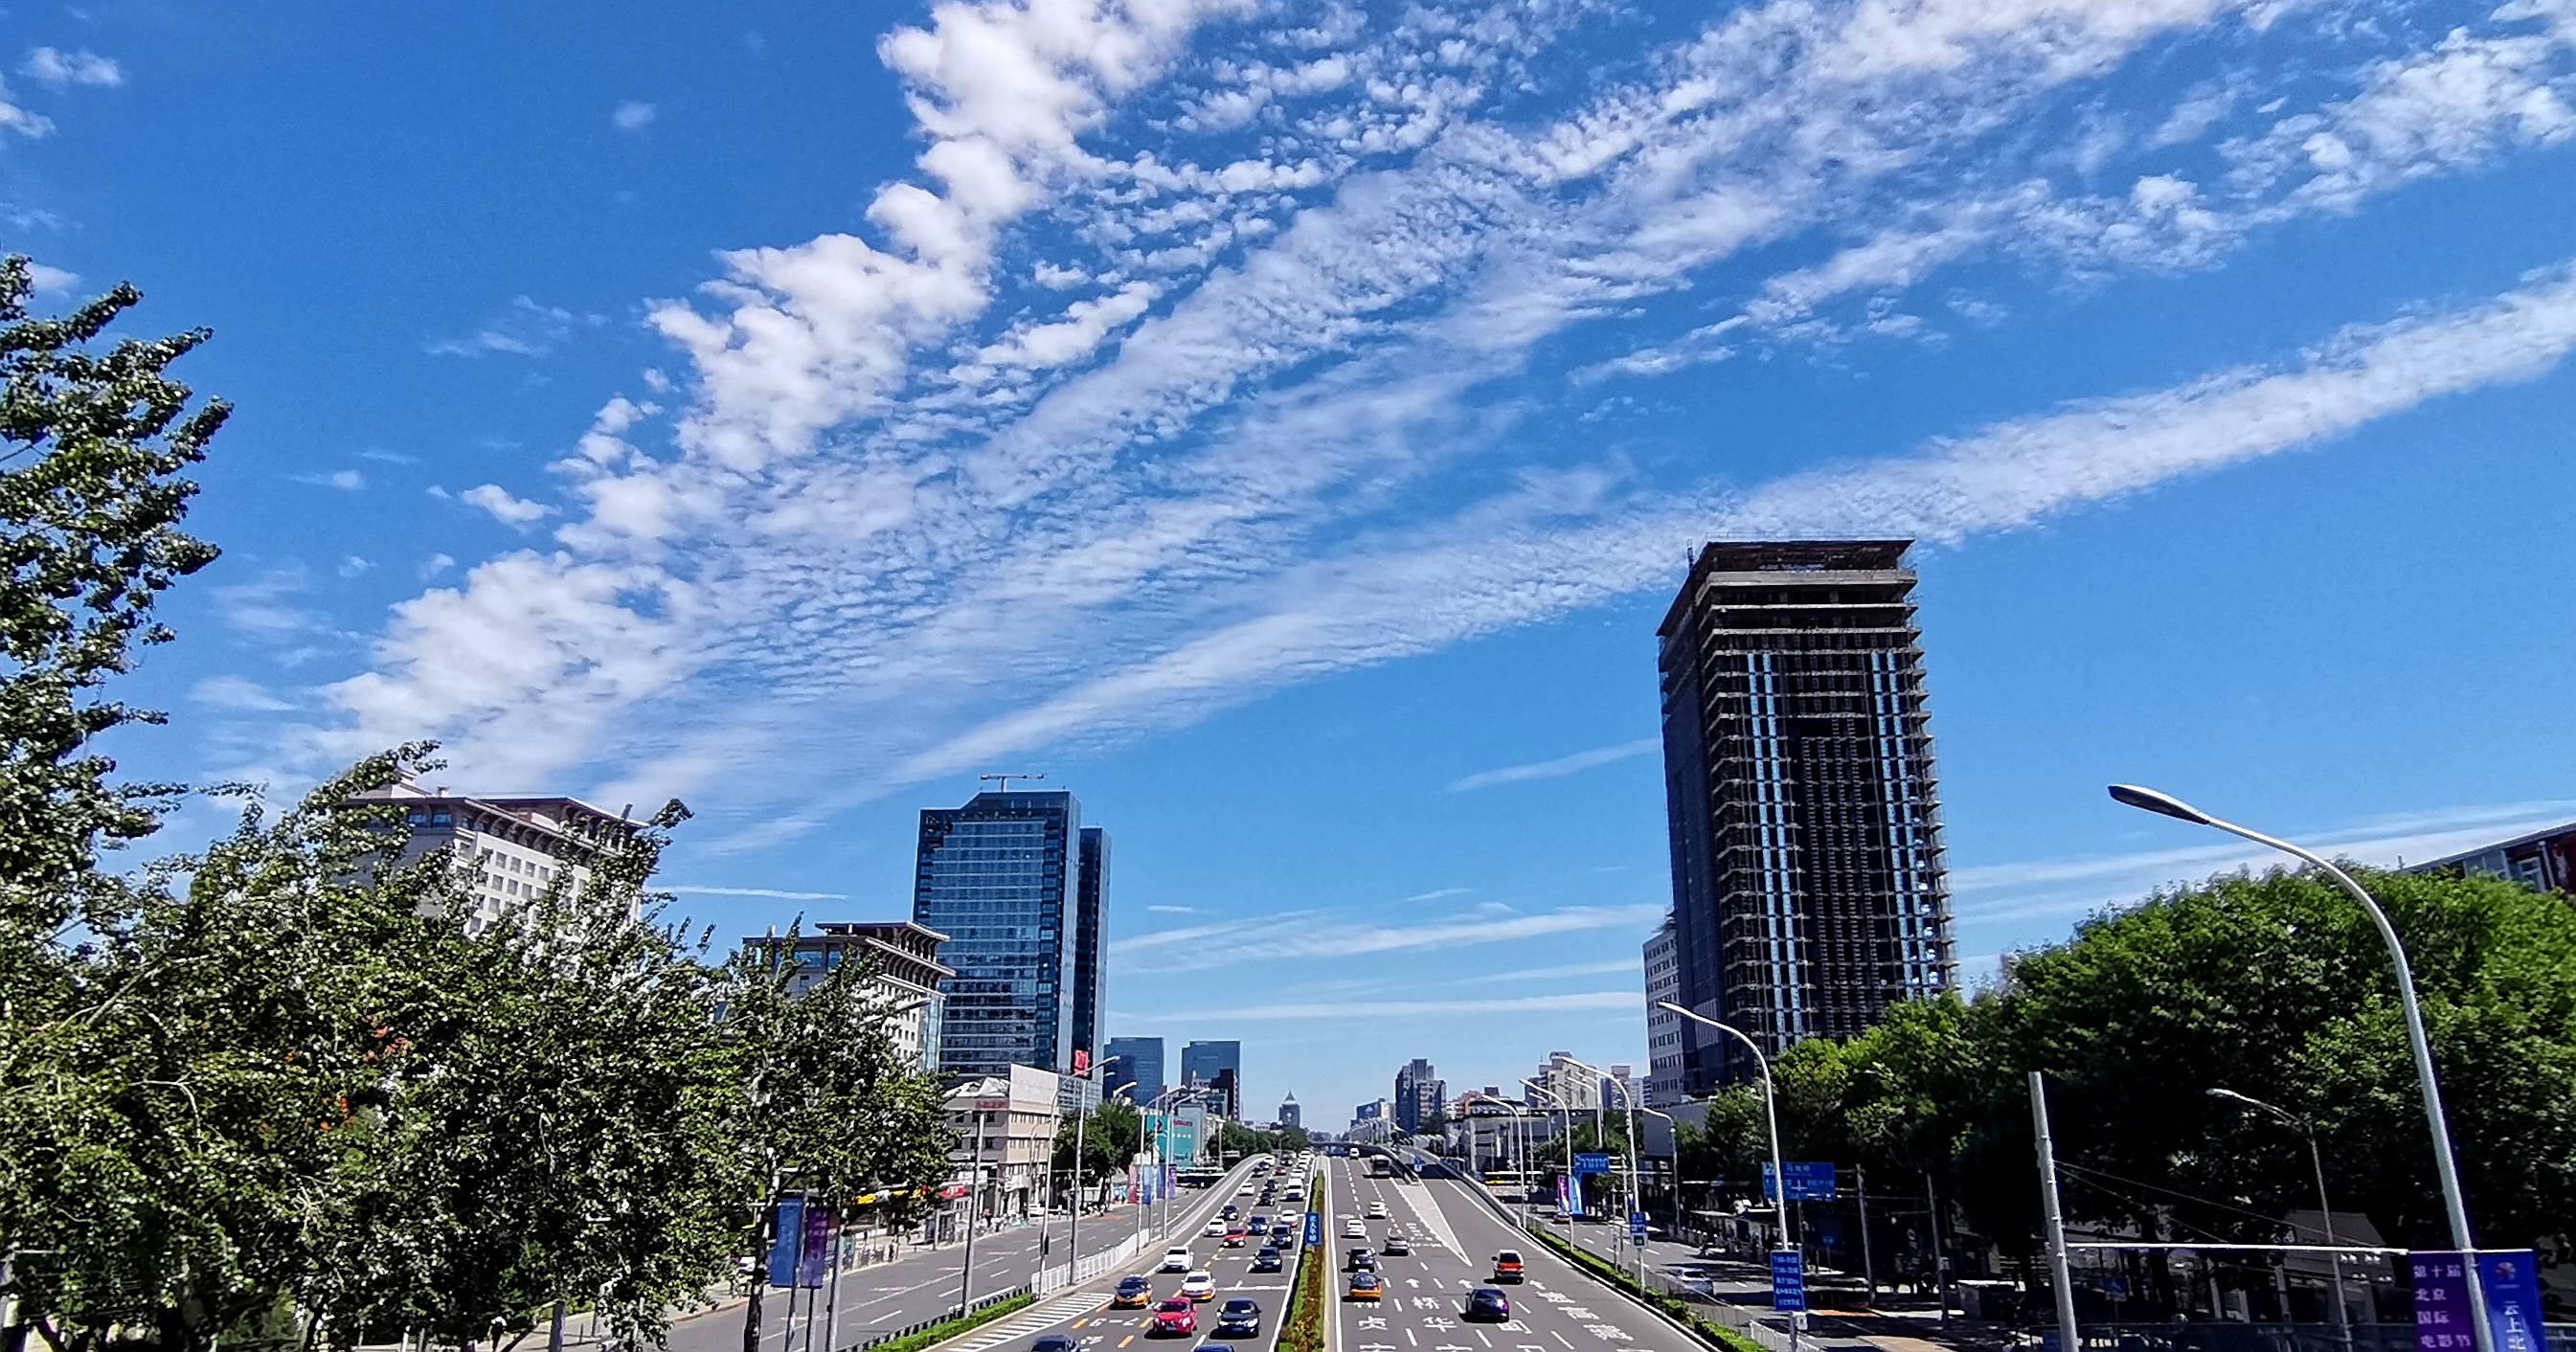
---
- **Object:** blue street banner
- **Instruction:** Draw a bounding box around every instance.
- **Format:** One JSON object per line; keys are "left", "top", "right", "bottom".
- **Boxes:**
{"left": 1573, "top": 1152, "right": 1613, "bottom": 1177}
{"left": 2411, "top": 1251, "right": 2546, "bottom": 1352}
{"left": 1770, "top": 1251, "right": 1807, "bottom": 1312}
{"left": 1629, "top": 1211, "right": 1650, "bottom": 1242}
{"left": 1761, "top": 1160, "right": 1839, "bottom": 1202}
{"left": 1306, "top": 1210, "right": 1322, "bottom": 1246}
{"left": 765, "top": 1194, "right": 805, "bottom": 1287}
{"left": 798, "top": 1202, "right": 833, "bottom": 1288}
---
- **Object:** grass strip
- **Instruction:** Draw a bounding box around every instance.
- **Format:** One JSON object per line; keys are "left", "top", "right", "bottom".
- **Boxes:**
{"left": 1279, "top": 1172, "right": 1329, "bottom": 1352}
{"left": 867, "top": 1293, "right": 1036, "bottom": 1352}
{"left": 1526, "top": 1227, "right": 1767, "bottom": 1352}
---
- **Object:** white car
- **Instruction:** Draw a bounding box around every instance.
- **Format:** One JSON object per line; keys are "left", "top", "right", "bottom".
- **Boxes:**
{"left": 1341, "top": 1219, "right": 1366, "bottom": 1239}
{"left": 1365, "top": 1202, "right": 1388, "bottom": 1220}
{"left": 1238, "top": 1183, "right": 1254, "bottom": 1195}
{"left": 1204, "top": 1220, "right": 1227, "bottom": 1237}
{"left": 1181, "top": 1271, "right": 1217, "bottom": 1302}
{"left": 1163, "top": 1247, "right": 1194, "bottom": 1272}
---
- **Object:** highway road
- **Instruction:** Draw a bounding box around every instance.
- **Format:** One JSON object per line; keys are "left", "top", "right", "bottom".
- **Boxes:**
{"left": 658, "top": 1158, "right": 1274, "bottom": 1352}
{"left": 1322, "top": 1154, "right": 1715, "bottom": 1352}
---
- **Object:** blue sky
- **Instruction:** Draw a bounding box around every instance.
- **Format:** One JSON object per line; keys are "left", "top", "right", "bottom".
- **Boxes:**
{"left": 6, "top": 0, "right": 2575, "bottom": 1124}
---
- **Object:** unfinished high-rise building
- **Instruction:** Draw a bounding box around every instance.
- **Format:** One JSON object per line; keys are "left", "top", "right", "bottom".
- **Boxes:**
{"left": 1657, "top": 540, "right": 1954, "bottom": 1093}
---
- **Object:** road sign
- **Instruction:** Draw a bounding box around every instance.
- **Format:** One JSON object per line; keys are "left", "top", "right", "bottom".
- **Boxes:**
{"left": 1770, "top": 1251, "right": 1806, "bottom": 1312}
{"left": 1629, "top": 1212, "right": 1649, "bottom": 1243}
{"left": 1305, "top": 1210, "right": 1322, "bottom": 1246}
{"left": 1761, "top": 1160, "right": 1838, "bottom": 1201}
{"left": 2412, "top": 1251, "right": 2546, "bottom": 1352}
{"left": 1573, "top": 1152, "right": 1613, "bottom": 1177}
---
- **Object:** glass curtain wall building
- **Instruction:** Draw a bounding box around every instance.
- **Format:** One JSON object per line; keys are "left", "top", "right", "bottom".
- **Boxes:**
{"left": 1181, "top": 1040, "right": 1241, "bottom": 1118}
{"left": 1073, "top": 827, "right": 1109, "bottom": 1070}
{"left": 1104, "top": 1035, "right": 1165, "bottom": 1104}
{"left": 1657, "top": 540, "right": 1955, "bottom": 1093}
{"left": 913, "top": 790, "right": 1086, "bottom": 1078}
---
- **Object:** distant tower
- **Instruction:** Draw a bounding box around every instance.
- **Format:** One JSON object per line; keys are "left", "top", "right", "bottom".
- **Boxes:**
{"left": 1659, "top": 540, "right": 1955, "bottom": 1093}
{"left": 1278, "top": 1093, "right": 1301, "bottom": 1130}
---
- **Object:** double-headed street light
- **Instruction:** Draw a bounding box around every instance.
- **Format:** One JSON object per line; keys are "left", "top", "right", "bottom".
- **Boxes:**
{"left": 1656, "top": 1002, "right": 1796, "bottom": 1256}
{"left": 1520, "top": 1078, "right": 1575, "bottom": 1228}
{"left": 2109, "top": 783, "right": 2491, "bottom": 1352}
{"left": 2208, "top": 1086, "right": 2354, "bottom": 1352}
{"left": 1560, "top": 1053, "right": 1646, "bottom": 1286}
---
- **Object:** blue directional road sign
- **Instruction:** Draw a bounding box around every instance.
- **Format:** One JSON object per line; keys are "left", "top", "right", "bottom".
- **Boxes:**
{"left": 1573, "top": 1152, "right": 1613, "bottom": 1177}
{"left": 1305, "top": 1210, "right": 1322, "bottom": 1247}
{"left": 1762, "top": 1160, "right": 1838, "bottom": 1201}
{"left": 1630, "top": 1211, "right": 1650, "bottom": 1243}
{"left": 1771, "top": 1251, "right": 1807, "bottom": 1312}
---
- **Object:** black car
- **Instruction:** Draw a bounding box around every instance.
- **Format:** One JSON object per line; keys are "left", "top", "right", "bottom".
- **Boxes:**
{"left": 1214, "top": 1299, "right": 1262, "bottom": 1337}
{"left": 1220, "top": 1205, "right": 1239, "bottom": 1220}
{"left": 1246, "top": 1215, "right": 1269, "bottom": 1234}
{"left": 1032, "top": 1337, "right": 1080, "bottom": 1352}
{"left": 1462, "top": 1288, "right": 1511, "bottom": 1322}
{"left": 1251, "top": 1250, "right": 1284, "bottom": 1273}
{"left": 1344, "top": 1248, "right": 1375, "bottom": 1272}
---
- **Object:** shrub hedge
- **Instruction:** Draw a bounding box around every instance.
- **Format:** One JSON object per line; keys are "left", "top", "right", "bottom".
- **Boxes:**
{"left": 1526, "top": 1228, "right": 1767, "bottom": 1352}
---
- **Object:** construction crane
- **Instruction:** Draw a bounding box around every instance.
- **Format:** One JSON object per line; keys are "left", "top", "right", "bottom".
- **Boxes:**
{"left": 980, "top": 772, "right": 1048, "bottom": 792}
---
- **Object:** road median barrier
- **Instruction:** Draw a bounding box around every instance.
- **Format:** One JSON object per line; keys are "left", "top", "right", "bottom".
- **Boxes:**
{"left": 1283, "top": 1170, "right": 1328, "bottom": 1352}
{"left": 838, "top": 1291, "right": 1033, "bottom": 1352}
{"left": 1525, "top": 1227, "right": 1768, "bottom": 1352}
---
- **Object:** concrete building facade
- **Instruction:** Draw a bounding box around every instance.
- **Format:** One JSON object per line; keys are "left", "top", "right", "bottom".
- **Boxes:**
{"left": 1644, "top": 914, "right": 1684, "bottom": 1106}
{"left": 745, "top": 920, "right": 955, "bottom": 1072}
{"left": 1659, "top": 540, "right": 1955, "bottom": 1091}
{"left": 351, "top": 781, "right": 644, "bottom": 934}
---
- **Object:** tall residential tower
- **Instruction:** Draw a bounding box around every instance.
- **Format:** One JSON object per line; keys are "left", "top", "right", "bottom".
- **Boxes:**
{"left": 1657, "top": 540, "right": 1955, "bottom": 1093}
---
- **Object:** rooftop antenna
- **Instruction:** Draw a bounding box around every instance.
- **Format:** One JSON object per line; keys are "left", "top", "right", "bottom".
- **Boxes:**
{"left": 981, "top": 772, "right": 1048, "bottom": 793}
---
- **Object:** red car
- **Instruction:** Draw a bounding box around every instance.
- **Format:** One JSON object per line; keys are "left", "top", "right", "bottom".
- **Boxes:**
{"left": 1221, "top": 1229, "right": 1248, "bottom": 1248}
{"left": 1150, "top": 1298, "right": 1197, "bottom": 1337}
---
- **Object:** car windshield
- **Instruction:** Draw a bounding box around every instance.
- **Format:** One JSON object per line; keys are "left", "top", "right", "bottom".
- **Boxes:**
{"left": 1158, "top": 1300, "right": 1189, "bottom": 1312}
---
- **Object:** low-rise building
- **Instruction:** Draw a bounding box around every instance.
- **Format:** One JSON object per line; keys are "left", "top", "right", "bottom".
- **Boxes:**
{"left": 945, "top": 1065, "right": 1064, "bottom": 1228}
{"left": 2404, "top": 821, "right": 2576, "bottom": 896}
{"left": 350, "top": 780, "right": 647, "bottom": 934}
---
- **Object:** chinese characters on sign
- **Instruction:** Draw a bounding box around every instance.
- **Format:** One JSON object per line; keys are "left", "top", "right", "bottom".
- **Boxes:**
{"left": 2412, "top": 1250, "right": 2545, "bottom": 1352}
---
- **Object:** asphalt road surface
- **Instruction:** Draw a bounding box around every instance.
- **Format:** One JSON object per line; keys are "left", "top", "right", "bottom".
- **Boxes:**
{"left": 661, "top": 1158, "right": 1274, "bottom": 1352}
{"left": 1324, "top": 1154, "right": 1713, "bottom": 1352}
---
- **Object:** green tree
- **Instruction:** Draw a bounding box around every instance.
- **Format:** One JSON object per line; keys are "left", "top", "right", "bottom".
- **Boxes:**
{"left": 0, "top": 258, "right": 225, "bottom": 937}
{"left": 1054, "top": 1097, "right": 1145, "bottom": 1205}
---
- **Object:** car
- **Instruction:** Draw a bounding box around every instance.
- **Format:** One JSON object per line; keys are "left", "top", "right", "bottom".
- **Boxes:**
{"left": 1204, "top": 1221, "right": 1226, "bottom": 1237}
{"left": 1462, "top": 1288, "right": 1511, "bottom": 1322}
{"left": 1382, "top": 1233, "right": 1411, "bottom": 1256}
{"left": 1221, "top": 1230, "right": 1247, "bottom": 1248}
{"left": 1181, "top": 1271, "right": 1217, "bottom": 1302}
{"left": 1163, "top": 1247, "right": 1194, "bottom": 1272}
{"left": 1220, "top": 1205, "right": 1239, "bottom": 1220}
{"left": 1365, "top": 1202, "right": 1388, "bottom": 1220}
{"left": 1246, "top": 1215, "right": 1268, "bottom": 1233}
{"left": 1491, "top": 1251, "right": 1525, "bottom": 1283}
{"left": 1344, "top": 1248, "right": 1374, "bottom": 1272}
{"left": 1150, "top": 1299, "right": 1196, "bottom": 1337}
{"left": 1237, "top": 1183, "right": 1254, "bottom": 1195}
{"left": 1345, "top": 1273, "right": 1384, "bottom": 1302}
{"left": 1250, "top": 1250, "right": 1284, "bottom": 1273}
{"left": 1033, "top": 1337, "right": 1079, "bottom": 1352}
{"left": 1213, "top": 1299, "right": 1262, "bottom": 1337}
{"left": 1115, "top": 1276, "right": 1156, "bottom": 1308}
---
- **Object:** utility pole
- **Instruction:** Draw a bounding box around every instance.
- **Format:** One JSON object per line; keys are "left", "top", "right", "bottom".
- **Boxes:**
{"left": 1856, "top": 1164, "right": 1875, "bottom": 1307}
{"left": 1925, "top": 1173, "right": 1949, "bottom": 1325}
{"left": 957, "top": 1106, "right": 987, "bottom": 1316}
{"left": 2030, "top": 1072, "right": 2083, "bottom": 1352}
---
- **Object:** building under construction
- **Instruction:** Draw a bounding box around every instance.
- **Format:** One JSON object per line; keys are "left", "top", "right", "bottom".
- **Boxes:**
{"left": 1657, "top": 540, "right": 1955, "bottom": 1093}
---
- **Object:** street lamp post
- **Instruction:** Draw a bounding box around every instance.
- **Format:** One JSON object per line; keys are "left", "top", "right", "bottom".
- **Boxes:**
{"left": 1562, "top": 1054, "right": 1646, "bottom": 1287}
{"left": 2210, "top": 1087, "right": 2356, "bottom": 1352}
{"left": 956, "top": 1103, "right": 987, "bottom": 1317}
{"left": 1638, "top": 1105, "right": 1684, "bottom": 1248}
{"left": 1520, "top": 1079, "right": 1574, "bottom": 1228}
{"left": 2111, "top": 784, "right": 2492, "bottom": 1352}
{"left": 1656, "top": 1003, "right": 1795, "bottom": 1255}
{"left": 1057, "top": 1061, "right": 1107, "bottom": 1283}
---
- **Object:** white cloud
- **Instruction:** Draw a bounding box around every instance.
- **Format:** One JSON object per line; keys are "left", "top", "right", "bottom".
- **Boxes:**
{"left": 23, "top": 260, "right": 77, "bottom": 292}
{"left": 461, "top": 484, "right": 554, "bottom": 528}
{"left": 660, "top": 884, "right": 850, "bottom": 901}
{"left": 0, "top": 78, "right": 53, "bottom": 139}
{"left": 292, "top": 469, "right": 366, "bottom": 492}
{"left": 611, "top": 100, "right": 657, "bottom": 132}
{"left": 192, "top": 675, "right": 298, "bottom": 713}
{"left": 214, "top": 567, "right": 320, "bottom": 640}
{"left": 428, "top": 297, "right": 599, "bottom": 359}
{"left": 1109, "top": 902, "right": 1665, "bottom": 975}
{"left": 338, "top": 555, "right": 376, "bottom": 578}
{"left": 1448, "top": 958, "right": 1642, "bottom": 984}
{"left": 20, "top": 47, "right": 122, "bottom": 88}
{"left": 419, "top": 552, "right": 457, "bottom": 579}
{"left": 1145, "top": 903, "right": 1197, "bottom": 913}
{"left": 1401, "top": 887, "right": 1473, "bottom": 903}
{"left": 1447, "top": 737, "right": 1661, "bottom": 793}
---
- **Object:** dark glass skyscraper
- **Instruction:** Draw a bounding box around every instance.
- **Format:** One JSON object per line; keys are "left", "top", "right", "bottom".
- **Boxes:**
{"left": 1073, "top": 826, "right": 1109, "bottom": 1069}
{"left": 1104, "top": 1035, "right": 1164, "bottom": 1104}
{"left": 1181, "top": 1040, "right": 1241, "bottom": 1117}
{"left": 1658, "top": 540, "right": 1954, "bottom": 1093}
{"left": 913, "top": 790, "right": 1096, "bottom": 1079}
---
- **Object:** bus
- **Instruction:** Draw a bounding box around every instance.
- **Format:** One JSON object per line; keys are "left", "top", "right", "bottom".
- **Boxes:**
{"left": 1368, "top": 1155, "right": 1392, "bottom": 1178}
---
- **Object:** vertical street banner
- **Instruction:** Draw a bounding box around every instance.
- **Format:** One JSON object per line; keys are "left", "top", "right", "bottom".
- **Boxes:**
{"left": 798, "top": 1201, "right": 834, "bottom": 1288}
{"left": 2411, "top": 1251, "right": 2546, "bottom": 1352}
{"left": 765, "top": 1194, "right": 806, "bottom": 1288}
